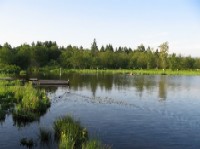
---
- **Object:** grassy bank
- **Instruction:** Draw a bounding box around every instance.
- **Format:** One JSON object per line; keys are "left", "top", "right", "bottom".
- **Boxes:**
{"left": 43, "top": 68, "right": 200, "bottom": 76}
{"left": 0, "top": 80, "right": 50, "bottom": 125}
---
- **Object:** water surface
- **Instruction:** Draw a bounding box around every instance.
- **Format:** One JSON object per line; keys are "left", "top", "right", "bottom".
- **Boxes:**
{"left": 0, "top": 74, "right": 200, "bottom": 149}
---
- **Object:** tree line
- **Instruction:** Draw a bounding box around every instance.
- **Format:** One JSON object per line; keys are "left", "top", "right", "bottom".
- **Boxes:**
{"left": 0, "top": 40, "right": 199, "bottom": 72}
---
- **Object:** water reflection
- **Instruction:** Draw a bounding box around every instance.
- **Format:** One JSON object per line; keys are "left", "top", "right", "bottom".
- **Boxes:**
{"left": 1, "top": 73, "right": 200, "bottom": 149}
{"left": 36, "top": 73, "right": 199, "bottom": 102}
{"left": 37, "top": 74, "right": 172, "bottom": 101}
{"left": 158, "top": 76, "right": 167, "bottom": 100}
{"left": 68, "top": 74, "right": 168, "bottom": 100}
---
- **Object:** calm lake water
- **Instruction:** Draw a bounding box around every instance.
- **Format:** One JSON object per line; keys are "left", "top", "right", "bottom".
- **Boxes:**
{"left": 1, "top": 74, "right": 200, "bottom": 149}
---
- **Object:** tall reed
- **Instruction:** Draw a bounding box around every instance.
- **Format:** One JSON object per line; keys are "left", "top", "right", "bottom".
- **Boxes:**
{"left": 54, "top": 116, "right": 88, "bottom": 149}
{"left": 54, "top": 115, "right": 111, "bottom": 149}
{"left": 0, "top": 80, "right": 50, "bottom": 124}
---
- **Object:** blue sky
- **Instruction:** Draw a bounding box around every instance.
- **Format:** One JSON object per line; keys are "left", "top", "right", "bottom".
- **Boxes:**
{"left": 0, "top": 0, "right": 200, "bottom": 57}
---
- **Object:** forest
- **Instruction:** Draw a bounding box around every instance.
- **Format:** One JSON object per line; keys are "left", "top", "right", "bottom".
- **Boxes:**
{"left": 0, "top": 39, "right": 199, "bottom": 73}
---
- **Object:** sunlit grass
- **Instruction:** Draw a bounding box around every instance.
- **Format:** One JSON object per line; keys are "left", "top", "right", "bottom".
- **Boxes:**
{"left": 82, "top": 140, "right": 112, "bottom": 149}
{"left": 54, "top": 115, "right": 88, "bottom": 148}
{"left": 53, "top": 115, "right": 111, "bottom": 149}
{"left": 13, "top": 83, "right": 50, "bottom": 124}
{"left": 0, "top": 80, "right": 50, "bottom": 125}
{"left": 41, "top": 68, "right": 200, "bottom": 76}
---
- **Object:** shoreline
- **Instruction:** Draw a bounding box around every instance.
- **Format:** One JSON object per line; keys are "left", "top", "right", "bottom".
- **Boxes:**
{"left": 39, "top": 68, "right": 200, "bottom": 76}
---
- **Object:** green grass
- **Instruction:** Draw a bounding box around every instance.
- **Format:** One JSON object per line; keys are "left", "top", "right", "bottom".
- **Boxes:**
{"left": 41, "top": 68, "right": 200, "bottom": 76}
{"left": 19, "top": 70, "right": 27, "bottom": 76}
{"left": 19, "top": 115, "right": 110, "bottom": 149}
{"left": 12, "top": 83, "right": 50, "bottom": 125}
{"left": 0, "top": 80, "right": 50, "bottom": 125}
{"left": 0, "top": 73, "right": 11, "bottom": 78}
{"left": 53, "top": 115, "right": 110, "bottom": 149}
{"left": 54, "top": 115, "right": 88, "bottom": 149}
{"left": 131, "top": 69, "right": 200, "bottom": 75}
{"left": 82, "top": 140, "right": 111, "bottom": 149}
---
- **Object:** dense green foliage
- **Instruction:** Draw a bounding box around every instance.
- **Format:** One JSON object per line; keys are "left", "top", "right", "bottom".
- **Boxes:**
{"left": 0, "top": 80, "right": 50, "bottom": 125}
{"left": 0, "top": 40, "right": 199, "bottom": 71}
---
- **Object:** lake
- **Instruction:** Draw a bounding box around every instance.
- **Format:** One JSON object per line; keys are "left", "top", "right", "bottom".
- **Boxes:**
{"left": 0, "top": 74, "right": 200, "bottom": 149}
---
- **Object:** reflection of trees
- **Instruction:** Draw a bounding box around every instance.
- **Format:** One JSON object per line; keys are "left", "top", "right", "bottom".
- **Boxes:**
{"left": 90, "top": 75, "right": 98, "bottom": 97}
{"left": 32, "top": 72, "right": 114, "bottom": 97}
{"left": 145, "top": 76, "right": 156, "bottom": 91}
{"left": 101, "top": 75, "right": 113, "bottom": 91}
{"left": 158, "top": 76, "right": 167, "bottom": 100}
{"left": 41, "top": 74, "right": 162, "bottom": 98}
{"left": 131, "top": 75, "right": 156, "bottom": 97}
{"left": 90, "top": 74, "right": 113, "bottom": 96}
{"left": 133, "top": 76, "right": 145, "bottom": 93}
{"left": 65, "top": 73, "right": 114, "bottom": 97}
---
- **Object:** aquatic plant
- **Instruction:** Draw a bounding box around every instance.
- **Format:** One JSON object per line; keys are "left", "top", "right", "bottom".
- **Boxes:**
{"left": 82, "top": 140, "right": 111, "bottom": 149}
{"left": 19, "top": 115, "right": 110, "bottom": 149}
{"left": 13, "top": 106, "right": 38, "bottom": 122}
{"left": 0, "top": 80, "right": 50, "bottom": 125}
{"left": 54, "top": 116, "right": 88, "bottom": 149}
{"left": 13, "top": 83, "right": 50, "bottom": 125}
{"left": 53, "top": 115, "right": 111, "bottom": 149}
{"left": 59, "top": 131, "right": 76, "bottom": 149}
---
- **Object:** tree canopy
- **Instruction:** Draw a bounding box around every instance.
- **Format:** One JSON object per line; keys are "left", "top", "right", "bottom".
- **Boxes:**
{"left": 0, "top": 40, "right": 199, "bottom": 71}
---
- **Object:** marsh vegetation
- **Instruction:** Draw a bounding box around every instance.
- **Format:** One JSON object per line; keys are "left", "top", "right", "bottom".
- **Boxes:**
{"left": 1, "top": 73, "right": 200, "bottom": 148}
{"left": 20, "top": 115, "right": 110, "bottom": 149}
{"left": 0, "top": 74, "right": 108, "bottom": 148}
{"left": 0, "top": 80, "right": 50, "bottom": 126}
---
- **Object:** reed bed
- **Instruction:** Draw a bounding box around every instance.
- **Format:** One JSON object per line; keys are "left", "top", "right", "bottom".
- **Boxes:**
{"left": 53, "top": 115, "right": 110, "bottom": 149}
{"left": 82, "top": 140, "right": 111, "bottom": 149}
{"left": 41, "top": 68, "right": 200, "bottom": 76}
{"left": 0, "top": 80, "right": 50, "bottom": 125}
{"left": 54, "top": 115, "right": 88, "bottom": 149}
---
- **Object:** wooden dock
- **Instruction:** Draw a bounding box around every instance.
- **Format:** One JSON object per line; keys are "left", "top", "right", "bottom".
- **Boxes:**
{"left": 0, "top": 77, "right": 69, "bottom": 86}
{"left": 31, "top": 79, "right": 69, "bottom": 86}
